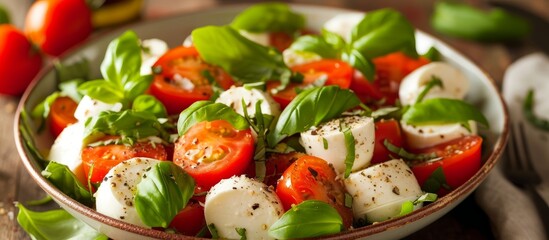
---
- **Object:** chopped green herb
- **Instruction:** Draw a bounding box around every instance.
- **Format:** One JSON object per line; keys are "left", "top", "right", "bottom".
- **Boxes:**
{"left": 415, "top": 75, "right": 443, "bottom": 104}
{"left": 383, "top": 139, "right": 438, "bottom": 161}
{"left": 235, "top": 227, "right": 247, "bottom": 240}
{"left": 523, "top": 89, "right": 549, "bottom": 131}
{"left": 422, "top": 166, "right": 451, "bottom": 193}
{"left": 343, "top": 127, "right": 356, "bottom": 178}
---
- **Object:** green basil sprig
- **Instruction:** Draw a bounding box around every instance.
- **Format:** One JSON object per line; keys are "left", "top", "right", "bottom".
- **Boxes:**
{"left": 267, "top": 86, "right": 360, "bottom": 147}
{"left": 268, "top": 200, "right": 343, "bottom": 239}
{"left": 402, "top": 98, "right": 489, "bottom": 128}
{"left": 422, "top": 166, "right": 451, "bottom": 193}
{"left": 177, "top": 101, "right": 250, "bottom": 135}
{"left": 17, "top": 203, "right": 108, "bottom": 240}
{"left": 230, "top": 2, "right": 305, "bottom": 34}
{"left": 78, "top": 30, "right": 153, "bottom": 108}
{"left": 192, "top": 26, "right": 297, "bottom": 89}
{"left": 83, "top": 110, "right": 170, "bottom": 145}
{"left": 399, "top": 193, "right": 438, "bottom": 216}
{"left": 523, "top": 89, "right": 549, "bottom": 131}
{"left": 431, "top": 2, "right": 529, "bottom": 42}
{"left": 41, "top": 161, "right": 94, "bottom": 207}
{"left": 135, "top": 161, "right": 195, "bottom": 228}
{"left": 132, "top": 94, "right": 167, "bottom": 119}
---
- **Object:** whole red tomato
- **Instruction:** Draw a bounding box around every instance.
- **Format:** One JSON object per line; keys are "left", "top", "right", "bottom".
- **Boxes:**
{"left": 24, "top": 0, "right": 92, "bottom": 56}
{"left": 0, "top": 25, "right": 43, "bottom": 96}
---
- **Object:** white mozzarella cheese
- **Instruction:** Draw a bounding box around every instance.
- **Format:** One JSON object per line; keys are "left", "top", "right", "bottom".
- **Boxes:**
{"left": 398, "top": 62, "right": 470, "bottom": 106}
{"left": 94, "top": 157, "right": 161, "bottom": 227}
{"left": 300, "top": 115, "right": 375, "bottom": 175}
{"left": 47, "top": 121, "right": 86, "bottom": 183}
{"left": 282, "top": 48, "right": 322, "bottom": 67}
{"left": 401, "top": 120, "right": 477, "bottom": 149}
{"left": 204, "top": 175, "right": 284, "bottom": 240}
{"left": 344, "top": 159, "right": 423, "bottom": 223}
{"left": 323, "top": 13, "right": 365, "bottom": 42}
{"left": 239, "top": 30, "right": 270, "bottom": 46}
{"left": 73, "top": 95, "right": 123, "bottom": 122}
{"left": 216, "top": 86, "right": 281, "bottom": 118}
{"left": 140, "top": 38, "right": 168, "bottom": 75}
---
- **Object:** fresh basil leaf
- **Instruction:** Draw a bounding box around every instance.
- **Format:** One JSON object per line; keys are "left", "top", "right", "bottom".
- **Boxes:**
{"left": 230, "top": 2, "right": 305, "bottom": 33}
{"left": 16, "top": 203, "right": 107, "bottom": 240}
{"left": 25, "top": 196, "right": 53, "bottom": 207}
{"left": 383, "top": 139, "right": 438, "bottom": 161}
{"left": 422, "top": 46, "right": 441, "bottom": 62}
{"left": 431, "top": 2, "right": 529, "bottom": 42}
{"left": 422, "top": 166, "right": 451, "bottom": 193}
{"left": 343, "top": 128, "right": 355, "bottom": 178}
{"left": 83, "top": 110, "right": 170, "bottom": 145}
{"left": 125, "top": 75, "right": 153, "bottom": 100}
{"left": 78, "top": 80, "right": 125, "bottom": 104}
{"left": 523, "top": 89, "right": 549, "bottom": 131}
{"left": 192, "top": 25, "right": 292, "bottom": 85}
{"left": 101, "top": 30, "right": 142, "bottom": 87}
{"left": 289, "top": 35, "right": 340, "bottom": 59}
{"left": 31, "top": 92, "right": 61, "bottom": 132}
{"left": 402, "top": 98, "right": 489, "bottom": 128}
{"left": 132, "top": 94, "right": 167, "bottom": 118}
{"left": 208, "top": 223, "right": 220, "bottom": 239}
{"left": 342, "top": 49, "right": 375, "bottom": 81}
{"left": 41, "top": 161, "right": 94, "bottom": 207}
{"left": 398, "top": 201, "right": 414, "bottom": 216}
{"left": 135, "top": 161, "right": 195, "bottom": 228}
{"left": 54, "top": 58, "right": 90, "bottom": 83}
{"left": 371, "top": 107, "right": 401, "bottom": 120}
{"left": 177, "top": 101, "right": 249, "bottom": 135}
{"left": 268, "top": 86, "right": 361, "bottom": 147}
{"left": 19, "top": 111, "right": 48, "bottom": 168}
{"left": 415, "top": 75, "right": 443, "bottom": 104}
{"left": 351, "top": 8, "right": 418, "bottom": 59}
{"left": 321, "top": 29, "right": 347, "bottom": 53}
{"left": 414, "top": 192, "right": 438, "bottom": 205}
{"left": 242, "top": 100, "right": 273, "bottom": 182}
{"left": 269, "top": 200, "right": 343, "bottom": 239}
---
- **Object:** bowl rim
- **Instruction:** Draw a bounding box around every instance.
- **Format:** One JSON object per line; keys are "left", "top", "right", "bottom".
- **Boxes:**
{"left": 14, "top": 3, "right": 509, "bottom": 240}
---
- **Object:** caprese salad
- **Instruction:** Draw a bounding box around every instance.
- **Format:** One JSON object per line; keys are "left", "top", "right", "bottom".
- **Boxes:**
{"left": 31, "top": 3, "right": 489, "bottom": 239}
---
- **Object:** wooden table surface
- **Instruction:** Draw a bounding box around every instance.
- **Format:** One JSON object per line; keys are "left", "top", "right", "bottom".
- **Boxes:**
{"left": 1, "top": 0, "right": 547, "bottom": 239}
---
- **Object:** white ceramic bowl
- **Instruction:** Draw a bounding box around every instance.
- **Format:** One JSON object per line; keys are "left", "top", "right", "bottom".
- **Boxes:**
{"left": 15, "top": 4, "right": 508, "bottom": 240}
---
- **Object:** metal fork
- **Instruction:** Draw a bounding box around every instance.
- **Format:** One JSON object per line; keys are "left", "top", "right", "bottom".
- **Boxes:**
{"left": 504, "top": 121, "right": 549, "bottom": 233}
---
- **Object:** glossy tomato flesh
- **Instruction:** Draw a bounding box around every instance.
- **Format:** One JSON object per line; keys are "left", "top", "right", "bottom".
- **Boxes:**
{"left": 371, "top": 119, "right": 404, "bottom": 164}
{"left": 169, "top": 200, "right": 207, "bottom": 236}
{"left": 245, "top": 151, "right": 305, "bottom": 187}
{"left": 173, "top": 120, "right": 254, "bottom": 190}
{"left": 49, "top": 96, "right": 78, "bottom": 137}
{"left": 149, "top": 46, "right": 234, "bottom": 115}
{"left": 276, "top": 155, "right": 353, "bottom": 228}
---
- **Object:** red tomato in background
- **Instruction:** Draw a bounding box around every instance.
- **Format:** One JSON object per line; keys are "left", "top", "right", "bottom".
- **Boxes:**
{"left": 173, "top": 120, "right": 254, "bottom": 190}
{"left": 24, "top": 0, "right": 92, "bottom": 56}
{"left": 411, "top": 136, "right": 482, "bottom": 196}
{"left": 150, "top": 46, "right": 234, "bottom": 115}
{"left": 269, "top": 32, "right": 294, "bottom": 52}
{"left": 371, "top": 119, "right": 404, "bottom": 165}
{"left": 351, "top": 52, "right": 430, "bottom": 106}
{"left": 276, "top": 155, "right": 353, "bottom": 228}
{"left": 49, "top": 96, "right": 78, "bottom": 137}
{"left": 169, "top": 200, "right": 207, "bottom": 236}
{"left": 267, "top": 59, "right": 353, "bottom": 108}
{"left": 0, "top": 25, "right": 42, "bottom": 96}
{"left": 81, "top": 137, "right": 169, "bottom": 184}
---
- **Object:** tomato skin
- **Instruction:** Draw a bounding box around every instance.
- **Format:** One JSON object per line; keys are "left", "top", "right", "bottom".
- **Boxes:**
{"left": 24, "top": 0, "right": 92, "bottom": 56}
{"left": 0, "top": 25, "right": 43, "bottom": 96}
{"left": 269, "top": 32, "right": 294, "bottom": 52}
{"left": 267, "top": 59, "right": 353, "bottom": 108}
{"left": 169, "top": 200, "right": 207, "bottom": 236}
{"left": 49, "top": 96, "right": 78, "bottom": 137}
{"left": 173, "top": 120, "right": 254, "bottom": 190}
{"left": 150, "top": 46, "right": 234, "bottom": 115}
{"left": 351, "top": 52, "right": 430, "bottom": 105}
{"left": 81, "top": 138, "right": 169, "bottom": 184}
{"left": 411, "top": 136, "right": 482, "bottom": 196}
{"left": 245, "top": 151, "right": 305, "bottom": 186}
{"left": 276, "top": 155, "right": 353, "bottom": 228}
{"left": 371, "top": 119, "right": 404, "bottom": 165}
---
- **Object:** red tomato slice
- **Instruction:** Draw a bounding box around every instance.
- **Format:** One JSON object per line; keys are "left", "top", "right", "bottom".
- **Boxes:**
{"left": 245, "top": 151, "right": 305, "bottom": 186}
{"left": 269, "top": 31, "right": 294, "bottom": 52}
{"left": 371, "top": 119, "right": 404, "bottom": 165}
{"left": 81, "top": 137, "right": 169, "bottom": 184}
{"left": 276, "top": 155, "right": 353, "bottom": 228}
{"left": 411, "top": 136, "right": 483, "bottom": 196}
{"left": 49, "top": 96, "right": 78, "bottom": 137}
{"left": 351, "top": 52, "right": 430, "bottom": 106}
{"left": 173, "top": 120, "right": 254, "bottom": 190}
{"left": 24, "top": 0, "right": 92, "bottom": 56}
{"left": 169, "top": 200, "right": 207, "bottom": 236}
{"left": 149, "top": 46, "right": 234, "bottom": 115}
{"left": 267, "top": 59, "right": 353, "bottom": 108}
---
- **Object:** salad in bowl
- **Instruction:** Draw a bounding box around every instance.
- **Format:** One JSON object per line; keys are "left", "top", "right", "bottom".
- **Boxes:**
{"left": 15, "top": 2, "right": 507, "bottom": 240}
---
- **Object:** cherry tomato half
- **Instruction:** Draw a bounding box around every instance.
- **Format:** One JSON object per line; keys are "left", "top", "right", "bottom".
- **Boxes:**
{"left": 25, "top": 0, "right": 92, "bottom": 56}
{"left": 173, "top": 120, "right": 254, "bottom": 190}
{"left": 246, "top": 151, "right": 305, "bottom": 187}
{"left": 411, "top": 136, "right": 482, "bottom": 196}
{"left": 81, "top": 137, "right": 169, "bottom": 184}
{"left": 149, "top": 46, "right": 234, "bottom": 115}
{"left": 49, "top": 96, "right": 78, "bottom": 137}
{"left": 371, "top": 119, "right": 404, "bottom": 165}
{"left": 169, "top": 200, "right": 207, "bottom": 236}
{"left": 0, "top": 25, "right": 43, "bottom": 96}
{"left": 276, "top": 155, "right": 353, "bottom": 228}
{"left": 267, "top": 59, "right": 353, "bottom": 108}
